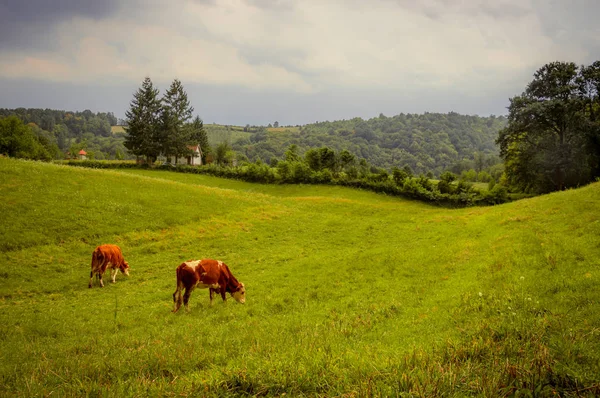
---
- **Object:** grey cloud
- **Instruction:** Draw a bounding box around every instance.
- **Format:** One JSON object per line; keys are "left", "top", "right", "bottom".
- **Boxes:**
{"left": 532, "top": 0, "right": 600, "bottom": 63}
{"left": 394, "top": 0, "right": 531, "bottom": 20}
{"left": 243, "top": 0, "right": 295, "bottom": 11}
{"left": 0, "top": 0, "right": 120, "bottom": 50}
{"left": 478, "top": 3, "right": 532, "bottom": 19}
{"left": 237, "top": 46, "right": 318, "bottom": 80}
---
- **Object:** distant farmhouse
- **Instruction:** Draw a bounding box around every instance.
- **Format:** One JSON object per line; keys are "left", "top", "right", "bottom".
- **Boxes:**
{"left": 182, "top": 145, "right": 202, "bottom": 166}
{"left": 157, "top": 144, "right": 202, "bottom": 166}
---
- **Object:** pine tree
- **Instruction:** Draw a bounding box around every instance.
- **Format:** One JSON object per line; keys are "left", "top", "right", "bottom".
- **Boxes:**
{"left": 189, "top": 116, "right": 210, "bottom": 164}
{"left": 124, "top": 77, "right": 161, "bottom": 163}
{"left": 159, "top": 79, "right": 194, "bottom": 162}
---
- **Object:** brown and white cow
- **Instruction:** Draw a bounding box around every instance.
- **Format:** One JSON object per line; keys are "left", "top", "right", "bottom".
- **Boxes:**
{"left": 88, "top": 244, "right": 130, "bottom": 288}
{"left": 172, "top": 259, "right": 246, "bottom": 312}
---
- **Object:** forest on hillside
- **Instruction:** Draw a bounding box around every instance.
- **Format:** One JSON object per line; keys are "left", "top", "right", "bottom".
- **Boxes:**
{"left": 226, "top": 113, "right": 506, "bottom": 176}
{"left": 0, "top": 107, "right": 504, "bottom": 178}
{"left": 0, "top": 108, "right": 131, "bottom": 160}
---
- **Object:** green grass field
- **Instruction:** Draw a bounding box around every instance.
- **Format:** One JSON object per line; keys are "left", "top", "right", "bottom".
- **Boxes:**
{"left": 1, "top": 157, "right": 599, "bottom": 396}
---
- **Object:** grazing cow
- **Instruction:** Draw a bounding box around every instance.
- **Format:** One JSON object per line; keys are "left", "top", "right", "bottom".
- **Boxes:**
{"left": 172, "top": 259, "right": 246, "bottom": 312}
{"left": 88, "top": 244, "right": 130, "bottom": 288}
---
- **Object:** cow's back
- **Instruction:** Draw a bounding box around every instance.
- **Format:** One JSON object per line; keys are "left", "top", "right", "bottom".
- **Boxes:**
{"left": 198, "top": 259, "right": 228, "bottom": 285}
{"left": 103, "top": 244, "right": 125, "bottom": 266}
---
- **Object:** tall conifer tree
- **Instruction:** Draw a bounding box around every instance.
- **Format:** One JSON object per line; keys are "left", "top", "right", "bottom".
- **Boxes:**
{"left": 124, "top": 77, "right": 161, "bottom": 163}
{"left": 189, "top": 115, "right": 210, "bottom": 164}
{"left": 159, "top": 79, "right": 194, "bottom": 162}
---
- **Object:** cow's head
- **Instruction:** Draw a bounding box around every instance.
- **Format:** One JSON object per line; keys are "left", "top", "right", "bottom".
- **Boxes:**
{"left": 120, "top": 261, "right": 130, "bottom": 276}
{"left": 231, "top": 283, "right": 246, "bottom": 304}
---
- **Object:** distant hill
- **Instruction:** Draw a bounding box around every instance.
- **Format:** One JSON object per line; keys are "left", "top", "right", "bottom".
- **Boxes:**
{"left": 224, "top": 112, "right": 507, "bottom": 175}
{"left": 2, "top": 108, "right": 506, "bottom": 174}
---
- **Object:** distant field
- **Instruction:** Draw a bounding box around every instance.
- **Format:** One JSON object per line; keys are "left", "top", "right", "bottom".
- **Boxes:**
{"left": 1, "top": 157, "right": 599, "bottom": 396}
{"left": 205, "top": 124, "right": 251, "bottom": 146}
{"left": 267, "top": 126, "right": 300, "bottom": 133}
{"left": 110, "top": 125, "right": 126, "bottom": 134}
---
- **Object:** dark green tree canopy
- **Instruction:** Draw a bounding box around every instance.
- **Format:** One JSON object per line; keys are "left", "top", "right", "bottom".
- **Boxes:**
{"left": 160, "top": 79, "right": 194, "bottom": 160}
{"left": 497, "top": 61, "right": 600, "bottom": 193}
{"left": 124, "top": 77, "right": 162, "bottom": 162}
{"left": 189, "top": 115, "right": 210, "bottom": 163}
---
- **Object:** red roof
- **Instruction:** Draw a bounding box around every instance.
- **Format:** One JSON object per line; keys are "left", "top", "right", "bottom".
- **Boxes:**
{"left": 79, "top": 150, "right": 87, "bottom": 155}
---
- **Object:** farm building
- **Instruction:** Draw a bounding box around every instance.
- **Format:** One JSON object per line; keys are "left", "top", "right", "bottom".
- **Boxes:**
{"left": 183, "top": 145, "right": 202, "bottom": 166}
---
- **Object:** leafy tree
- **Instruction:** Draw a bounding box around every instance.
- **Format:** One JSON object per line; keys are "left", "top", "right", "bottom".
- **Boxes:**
{"left": 392, "top": 167, "right": 409, "bottom": 185}
{"left": 437, "top": 171, "right": 457, "bottom": 194}
{"left": 0, "top": 116, "right": 52, "bottom": 160}
{"left": 273, "top": 121, "right": 279, "bottom": 128}
{"left": 439, "top": 171, "right": 457, "bottom": 183}
{"left": 497, "top": 61, "right": 600, "bottom": 193}
{"left": 461, "top": 169, "right": 477, "bottom": 182}
{"left": 284, "top": 144, "right": 301, "bottom": 162}
{"left": 214, "top": 141, "right": 233, "bottom": 166}
{"left": 319, "top": 147, "right": 337, "bottom": 171}
{"left": 304, "top": 148, "right": 321, "bottom": 171}
{"left": 159, "top": 79, "right": 194, "bottom": 162}
{"left": 339, "top": 149, "right": 355, "bottom": 169}
{"left": 124, "top": 77, "right": 162, "bottom": 163}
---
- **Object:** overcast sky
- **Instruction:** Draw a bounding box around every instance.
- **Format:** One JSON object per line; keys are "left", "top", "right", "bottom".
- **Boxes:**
{"left": 0, "top": 0, "right": 598, "bottom": 125}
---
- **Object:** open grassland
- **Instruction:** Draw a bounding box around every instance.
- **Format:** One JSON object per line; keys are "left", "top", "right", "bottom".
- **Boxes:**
{"left": 266, "top": 126, "right": 301, "bottom": 133}
{"left": 205, "top": 124, "right": 251, "bottom": 147}
{"left": 1, "top": 157, "right": 599, "bottom": 396}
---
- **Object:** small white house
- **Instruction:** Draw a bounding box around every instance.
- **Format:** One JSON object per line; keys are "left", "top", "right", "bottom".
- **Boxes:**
{"left": 78, "top": 150, "right": 87, "bottom": 160}
{"left": 184, "top": 145, "right": 202, "bottom": 166}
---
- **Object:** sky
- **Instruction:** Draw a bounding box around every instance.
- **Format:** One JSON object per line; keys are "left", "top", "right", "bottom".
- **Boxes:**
{"left": 0, "top": 0, "right": 598, "bottom": 126}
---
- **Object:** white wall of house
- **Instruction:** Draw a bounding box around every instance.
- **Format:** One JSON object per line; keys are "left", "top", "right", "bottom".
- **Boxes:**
{"left": 177, "top": 146, "right": 202, "bottom": 166}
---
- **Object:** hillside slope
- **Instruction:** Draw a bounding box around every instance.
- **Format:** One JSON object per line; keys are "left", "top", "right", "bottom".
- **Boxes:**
{"left": 0, "top": 158, "right": 598, "bottom": 396}
{"left": 228, "top": 113, "right": 506, "bottom": 174}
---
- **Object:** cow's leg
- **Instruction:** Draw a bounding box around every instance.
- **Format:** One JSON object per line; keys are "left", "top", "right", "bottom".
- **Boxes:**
{"left": 89, "top": 271, "right": 94, "bottom": 288}
{"left": 220, "top": 286, "right": 227, "bottom": 302}
{"left": 98, "top": 272, "right": 104, "bottom": 287}
{"left": 172, "top": 284, "right": 183, "bottom": 313}
{"left": 110, "top": 268, "right": 118, "bottom": 283}
{"left": 209, "top": 289, "right": 217, "bottom": 305}
{"left": 183, "top": 286, "right": 195, "bottom": 312}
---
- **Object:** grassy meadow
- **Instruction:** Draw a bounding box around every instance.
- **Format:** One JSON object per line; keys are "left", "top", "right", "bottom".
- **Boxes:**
{"left": 1, "top": 157, "right": 599, "bottom": 396}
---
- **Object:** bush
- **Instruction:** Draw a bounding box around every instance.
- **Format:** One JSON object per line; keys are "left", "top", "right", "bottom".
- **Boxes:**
{"left": 62, "top": 159, "right": 510, "bottom": 207}
{"left": 437, "top": 180, "right": 454, "bottom": 194}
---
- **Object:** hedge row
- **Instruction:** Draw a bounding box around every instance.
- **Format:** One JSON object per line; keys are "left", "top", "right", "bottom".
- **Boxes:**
{"left": 60, "top": 160, "right": 509, "bottom": 207}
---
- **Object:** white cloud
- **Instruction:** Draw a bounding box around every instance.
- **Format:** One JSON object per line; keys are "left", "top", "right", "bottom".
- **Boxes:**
{"left": 0, "top": 0, "right": 598, "bottom": 97}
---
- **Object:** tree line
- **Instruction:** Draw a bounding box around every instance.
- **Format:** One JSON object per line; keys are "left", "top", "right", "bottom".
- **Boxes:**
{"left": 124, "top": 77, "right": 209, "bottom": 164}
{"left": 223, "top": 112, "right": 507, "bottom": 178}
{"left": 0, "top": 108, "right": 127, "bottom": 160}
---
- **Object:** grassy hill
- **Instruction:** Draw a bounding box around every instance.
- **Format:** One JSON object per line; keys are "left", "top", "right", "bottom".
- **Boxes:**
{"left": 1, "top": 157, "right": 599, "bottom": 396}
